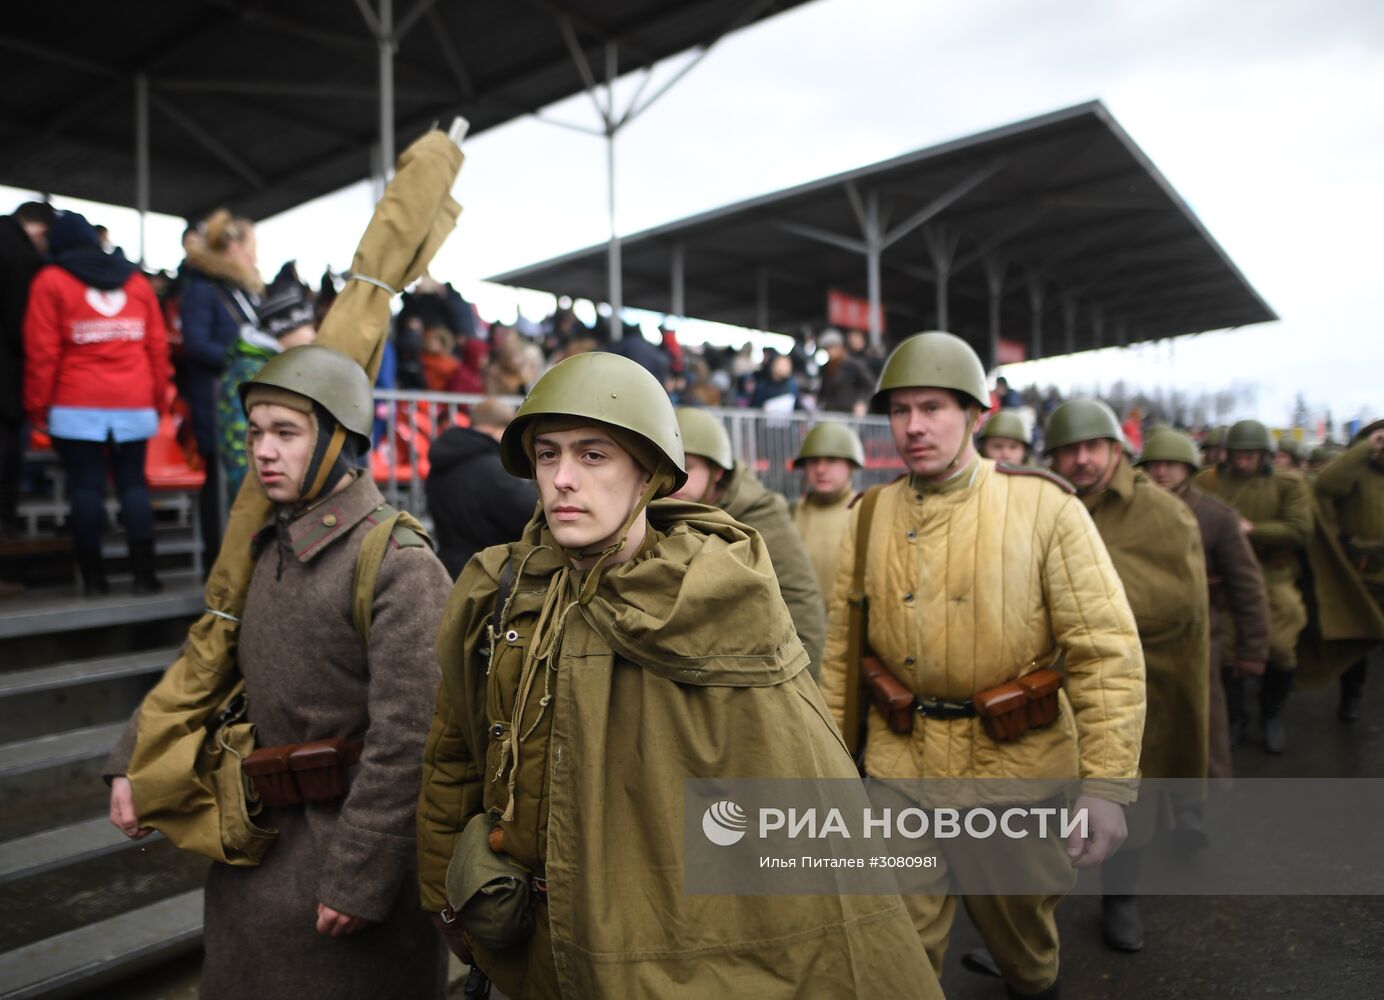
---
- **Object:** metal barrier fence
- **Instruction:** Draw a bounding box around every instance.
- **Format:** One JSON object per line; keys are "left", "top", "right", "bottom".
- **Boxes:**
{"left": 372, "top": 389, "right": 905, "bottom": 515}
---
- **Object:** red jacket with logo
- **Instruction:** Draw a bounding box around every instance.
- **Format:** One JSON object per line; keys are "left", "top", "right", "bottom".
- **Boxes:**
{"left": 23, "top": 266, "right": 172, "bottom": 419}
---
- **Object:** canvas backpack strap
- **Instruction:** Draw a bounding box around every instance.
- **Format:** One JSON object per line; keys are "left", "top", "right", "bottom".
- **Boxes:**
{"left": 352, "top": 504, "right": 433, "bottom": 644}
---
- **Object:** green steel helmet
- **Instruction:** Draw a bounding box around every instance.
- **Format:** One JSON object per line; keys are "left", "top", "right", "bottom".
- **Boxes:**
{"left": 1225, "top": 419, "right": 1273, "bottom": 453}
{"left": 978, "top": 410, "right": 1031, "bottom": 446}
{"left": 869, "top": 331, "right": 990, "bottom": 414}
{"left": 499, "top": 353, "right": 687, "bottom": 495}
{"left": 794, "top": 422, "right": 865, "bottom": 468}
{"left": 675, "top": 406, "right": 735, "bottom": 471}
{"left": 240, "top": 344, "right": 374, "bottom": 449}
{"left": 1311, "top": 443, "right": 1344, "bottom": 463}
{"left": 1043, "top": 398, "right": 1123, "bottom": 453}
{"left": 1276, "top": 436, "right": 1303, "bottom": 460}
{"left": 1204, "top": 425, "right": 1229, "bottom": 449}
{"left": 1136, "top": 430, "right": 1201, "bottom": 469}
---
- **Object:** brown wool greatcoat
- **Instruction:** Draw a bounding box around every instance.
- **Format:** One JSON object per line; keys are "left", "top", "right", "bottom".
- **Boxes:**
{"left": 108, "top": 473, "right": 452, "bottom": 999}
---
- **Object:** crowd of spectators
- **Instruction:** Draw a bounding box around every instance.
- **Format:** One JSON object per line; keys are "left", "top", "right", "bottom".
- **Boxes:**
{"left": 0, "top": 196, "right": 1340, "bottom": 598}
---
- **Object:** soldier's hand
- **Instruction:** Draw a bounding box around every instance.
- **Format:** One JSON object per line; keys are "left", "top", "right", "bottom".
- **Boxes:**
{"left": 1065, "top": 794, "right": 1127, "bottom": 868}
{"left": 431, "top": 911, "right": 474, "bottom": 963}
{"left": 315, "top": 902, "right": 367, "bottom": 937}
{"left": 1233, "top": 659, "right": 1266, "bottom": 678}
{"left": 108, "top": 777, "right": 153, "bottom": 840}
{"left": 1237, "top": 516, "right": 1255, "bottom": 536}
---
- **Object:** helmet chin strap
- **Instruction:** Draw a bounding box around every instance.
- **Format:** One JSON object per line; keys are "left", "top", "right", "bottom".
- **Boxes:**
{"left": 563, "top": 463, "right": 674, "bottom": 605}
{"left": 935, "top": 406, "right": 982, "bottom": 479}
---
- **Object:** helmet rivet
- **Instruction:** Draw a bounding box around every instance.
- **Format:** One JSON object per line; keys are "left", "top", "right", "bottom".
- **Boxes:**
{"left": 611, "top": 392, "right": 618, "bottom": 398}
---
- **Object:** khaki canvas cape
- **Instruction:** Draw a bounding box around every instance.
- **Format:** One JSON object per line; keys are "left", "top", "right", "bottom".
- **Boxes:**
{"left": 418, "top": 500, "right": 941, "bottom": 999}
{"left": 124, "top": 123, "right": 467, "bottom": 863}
{"left": 1295, "top": 493, "right": 1384, "bottom": 688}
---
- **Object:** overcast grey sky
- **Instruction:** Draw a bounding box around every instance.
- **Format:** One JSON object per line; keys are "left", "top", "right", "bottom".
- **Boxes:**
{"left": 7, "top": 0, "right": 1381, "bottom": 428}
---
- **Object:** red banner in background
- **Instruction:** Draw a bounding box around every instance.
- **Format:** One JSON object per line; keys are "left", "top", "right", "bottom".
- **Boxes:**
{"left": 827, "top": 289, "right": 884, "bottom": 333}
{"left": 996, "top": 337, "right": 1027, "bottom": 364}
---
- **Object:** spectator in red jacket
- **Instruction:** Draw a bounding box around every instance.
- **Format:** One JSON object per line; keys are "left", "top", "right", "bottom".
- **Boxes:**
{"left": 23, "top": 212, "right": 172, "bottom": 596}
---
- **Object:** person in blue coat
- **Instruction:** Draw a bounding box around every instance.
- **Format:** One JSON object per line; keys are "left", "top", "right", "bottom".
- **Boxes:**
{"left": 179, "top": 210, "right": 263, "bottom": 564}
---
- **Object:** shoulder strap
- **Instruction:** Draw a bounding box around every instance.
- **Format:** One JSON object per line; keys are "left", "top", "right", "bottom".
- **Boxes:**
{"left": 842, "top": 484, "right": 885, "bottom": 757}
{"left": 352, "top": 505, "right": 433, "bottom": 645}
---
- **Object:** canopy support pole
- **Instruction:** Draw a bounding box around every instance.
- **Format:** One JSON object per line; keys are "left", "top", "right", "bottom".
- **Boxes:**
{"left": 359, "top": 0, "right": 395, "bottom": 201}
{"left": 1062, "top": 294, "right": 1078, "bottom": 355}
{"left": 670, "top": 242, "right": 685, "bottom": 319}
{"left": 1027, "top": 276, "right": 1045, "bottom": 360}
{"left": 604, "top": 42, "right": 621, "bottom": 333}
{"left": 756, "top": 267, "right": 769, "bottom": 332}
{"left": 135, "top": 73, "right": 149, "bottom": 265}
{"left": 984, "top": 254, "right": 1007, "bottom": 370}
{"left": 864, "top": 190, "right": 883, "bottom": 351}
{"left": 925, "top": 225, "right": 958, "bottom": 330}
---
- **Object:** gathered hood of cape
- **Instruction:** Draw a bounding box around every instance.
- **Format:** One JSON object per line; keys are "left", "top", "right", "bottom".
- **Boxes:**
{"left": 424, "top": 498, "right": 940, "bottom": 998}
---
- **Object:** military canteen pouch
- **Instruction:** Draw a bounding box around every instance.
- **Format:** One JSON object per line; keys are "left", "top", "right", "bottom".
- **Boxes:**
{"left": 974, "top": 668, "right": 1064, "bottom": 742}
{"left": 445, "top": 813, "right": 535, "bottom": 952}
{"left": 242, "top": 737, "right": 362, "bottom": 807}
{"left": 861, "top": 656, "right": 917, "bottom": 734}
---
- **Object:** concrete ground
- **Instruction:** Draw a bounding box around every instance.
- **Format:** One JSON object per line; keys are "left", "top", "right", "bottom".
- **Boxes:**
{"left": 109, "top": 654, "right": 1383, "bottom": 1000}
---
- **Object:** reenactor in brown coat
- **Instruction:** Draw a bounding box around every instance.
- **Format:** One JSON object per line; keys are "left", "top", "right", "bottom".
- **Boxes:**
{"left": 788, "top": 422, "right": 864, "bottom": 610}
{"left": 1046, "top": 402, "right": 1210, "bottom": 954}
{"left": 106, "top": 346, "right": 452, "bottom": 999}
{"left": 1314, "top": 419, "right": 1384, "bottom": 720}
{"left": 1138, "top": 430, "right": 1270, "bottom": 775}
{"left": 1197, "top": 419, "right": 1313, "bottom": 753}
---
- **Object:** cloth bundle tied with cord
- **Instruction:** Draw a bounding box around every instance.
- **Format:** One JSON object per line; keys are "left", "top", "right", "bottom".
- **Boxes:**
{"left": 122, "top": 119, "right": 469, "bottom": 865}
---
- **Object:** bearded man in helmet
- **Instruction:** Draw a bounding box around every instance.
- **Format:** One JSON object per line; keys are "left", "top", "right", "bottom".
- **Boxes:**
{"left": 106, "top": 345, "right": 452, "bottom": 999}
{"left": 978, "top": 409, "right": 1033, "bottom": 465}
{"left": 416, "top": 352, "right": 942, "bottom": 999}
{"left": 817, "top": 331, "right": 1145, "bottom": 1000}
{"left": 668, "top": 405, "right": 826, "bottom": 676}
{"left": 789, "top": 422, "right": 865, "bottom": 610}
{"left": 1046, "top": 402, "right": 1210, "bottom": 954}
{"left": 1196, "top": 419, "right": 1313, "bottom": 753}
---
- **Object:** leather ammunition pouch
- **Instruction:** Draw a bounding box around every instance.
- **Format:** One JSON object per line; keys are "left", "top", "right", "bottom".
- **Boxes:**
{"left": 861, "top": 656, "right": 917, "bottom": 733}
{"left": 242, "top": 738, "right": 364, "bottom": 807}
{"left": 973, "top": 668, "right": 1064, "bottom": 743}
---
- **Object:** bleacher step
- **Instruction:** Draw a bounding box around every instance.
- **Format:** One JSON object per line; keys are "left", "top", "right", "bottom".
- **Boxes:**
{"left": 0, "top": 648, "right": 177, "bottom": 698}
{"left": 0, "top": 889, "right": 203, "bottom": 1000}
{"left": 0, "top": 575, "right": 203, "bottom": 641}
{"left": 0, "top": 724, "right": 122, "bottom": 778}
{"left": 0, "top": 818, "right": 162, "bottom": 885}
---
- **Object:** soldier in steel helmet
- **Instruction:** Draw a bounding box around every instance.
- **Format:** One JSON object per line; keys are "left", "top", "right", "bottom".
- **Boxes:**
{"left": 1137, "top": 430, "right": 1269, "bottom": 786}
{"left": 416, "top": 352, "right": 942, "bottom": 999}
{"left": 977, "top": 409, "right": 1033, "bottom": 466}
{"left": 1314, "top": 418, "right": 1384, "bottom": 721}
{"left": 1195, "top": 419, "right": 1313, "bottom": 753}
{"left": 817, "top": 331, "right": 1145, "bottom": 1000}
{"left": 1201, "top": 425, "right": 1229, "bottom": 468}
{"left": 1274, "top": 435, "right": 1305, "bottom": 474}
{"left": 106, "top": 345, "right": 452, "bottom": 999}
{"left": 1045, "top": 401, "right": 1209, "bottom": 954}
{"left": 789, "top": 422, "right": 865, "bottom": 611}
{"left": 1308, "top": 442, "right": 1345, "bottom": 479}
{"left": 668, "top": 405, "right": 826, "bottom": 676}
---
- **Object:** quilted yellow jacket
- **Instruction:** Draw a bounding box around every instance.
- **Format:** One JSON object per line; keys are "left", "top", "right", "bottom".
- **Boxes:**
{"left": 818, "top": 458, "right": 1146, "bottom": 802}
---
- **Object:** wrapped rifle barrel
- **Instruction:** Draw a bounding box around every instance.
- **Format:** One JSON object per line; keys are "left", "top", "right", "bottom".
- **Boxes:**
{"left": 126, "top": 120, "right": 468, "bottom": 864}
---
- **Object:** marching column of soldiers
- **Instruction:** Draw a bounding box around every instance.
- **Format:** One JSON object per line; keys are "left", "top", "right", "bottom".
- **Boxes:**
{"left": 104, "top": 330, "right": 1381, "bottom": 1000}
